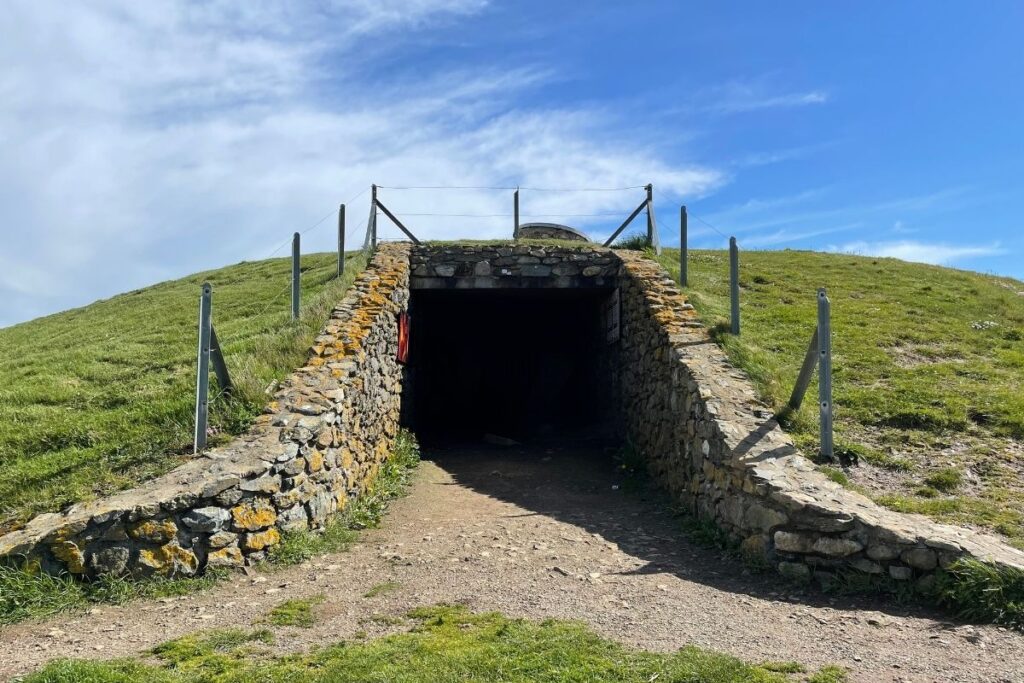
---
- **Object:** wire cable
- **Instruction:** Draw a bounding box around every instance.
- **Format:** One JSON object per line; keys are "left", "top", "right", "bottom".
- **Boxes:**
{"left": 376, "top": 184, "right": 646, "bottom": 192}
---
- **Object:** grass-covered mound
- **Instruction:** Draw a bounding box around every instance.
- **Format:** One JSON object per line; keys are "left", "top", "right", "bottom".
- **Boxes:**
{"left": 0, "top": 252, "right": 367, "bottom": 530}
{"left": 656, "top": 248, "right": 1024, "bottom": 547}
{"left": 24, "top": 604, "right": 847, "bottom": 682}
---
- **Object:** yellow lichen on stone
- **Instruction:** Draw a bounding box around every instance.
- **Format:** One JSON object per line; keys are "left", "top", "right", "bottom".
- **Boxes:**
{"left": 307, "top": 449, "right": 324, "bottom": 473}
{"left": 207, "top": 546, "right": 243, "bottom": 568}
{"left": 50, "top": 540, "right": 86, "bottom": 574}
{"left": 231, "top": 499, "right": 277, "bottom": 531}
{"left": 128, "top": 518, "right": 178, "bottom": 544}
{"left": 137, "top": 542, "right": 199, "bottom": 576}
{"left": 243, "top": 528, "right": 281, "bottom": 551}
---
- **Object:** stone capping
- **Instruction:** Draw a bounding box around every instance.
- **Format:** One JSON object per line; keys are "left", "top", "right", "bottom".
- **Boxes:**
{"left": 614, "top": 250, "right": 1024, "bottom": 585}
{"left": 0, "top": 243, "right": 412, "bottom": 578}
{"left": 409, "top": 243, "right": 618, "bottom": 289}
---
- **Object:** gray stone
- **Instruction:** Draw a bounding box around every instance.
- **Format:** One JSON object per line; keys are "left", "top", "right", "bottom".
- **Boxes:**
{"left": 434, "top": 265, "right": 455, "bottom": 277}
{"left": 866, "top": 543, "right": 901, "bottom": 561}
{"left": 208, "top": 531, "right": 238, "bottom": 549}
{"left": 811, "top": 537, "right": 863, "bottom": 557}
{"left": 277, "top": 505, "right": 309, "bottom": 532}
{"left": 239, "top": 475, "right": 282, "bottom": 494}
{"left": 89, "top": 545, "right": 130, "bottom": 575}
{"left": 743, "top": 502, "right": 788, "bottom": 532}
{"left": 849, "top": 557, "right": 883, "bottom": 574}
{"left": 521, "top": 265, "right": 552, "bottom": 277}
{"left": 777, "top": 561, "right": 810, "bottom": 580}
{"left": 889, "top": 565, "right": 913, "bottom": 581}
{"left": 902, "top": 548, "right": 938, "bottom": 570}
{"left": 774, "top": 531, "right": 814, "bottom": 554}
{"left": 181, "top": 507, "right": 230, "bottom": 533}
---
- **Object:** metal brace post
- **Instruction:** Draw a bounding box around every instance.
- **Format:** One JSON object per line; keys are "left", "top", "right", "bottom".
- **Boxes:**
{"left": 729, "top": 236, "right": 740, "bottom": 335}
{"left": 291, "top": 232, "right": 300, "bottom": 320}
{"left": 337, "top": 203, "right": 345, "bottom": 278}
{"left": 679, "top": 205, "right": 688, "bottom": 286}
{"left": 818, "top": 288, "right": 834, "bottom": 461}
{"left": 194, "top": 283, "right": 212, "bottom": 453}
{"left": 513, "top": 188, "right": 520, "bottom": 239}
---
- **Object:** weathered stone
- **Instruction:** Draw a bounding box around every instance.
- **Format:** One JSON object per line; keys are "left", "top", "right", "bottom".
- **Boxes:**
{"left": 777, "top": 561, "right": 810, "bottom": 580}
{"left": 774, "top": 531, "right": 814, "bottom": 554}
{"left": 739, "top": 534, "right": 768, "bottom": 560}
{"left": 849, "top": 557, "right": 883, "bottom": 574}
{"left": 137, "top": 542, "right": 199, "bottom": 577}
{"left": 89, "top": 545, "right": 130, "bottom": 575}
{"left": 239, "top": 475, "right": 282, "bottom": 494}
{"left": 889, "top": 565, "right": 913, "bottom": 581}
{"left": 181, "top": 507, "right": 230, "bottom": 533}
{"left": 231, "top": 499, "right": 277, "bottom": 531}
{"left": 243, "top": 528, "right": 281, "bottom": 552}
{"left": 128, "top": 519, "right": 177, "bottom": 544}
{"left": 277, "top": 505, "right": 309, "bottom": 532}
{"left": 434, "top": 265, "right": 456, "bottom": 277}
{"left": 867, "top": 543, "right": 901, "bottom": 561}
{"left": 50, "top": 540, "right": 87, "bottom": 574}
{"left": 901, "top": 548, "right": 938, "bottom": 571}
{"left": 206, "top": 546, "right": 244, "bottom": 568}
{"left": 207, "top": 531, "right": 238, "bottom": 549}
{"left": 811, "top": 537, "right": 863, "bottom": 557}
{"left": 743, "top": 502, "right": 788, "bottom": 532}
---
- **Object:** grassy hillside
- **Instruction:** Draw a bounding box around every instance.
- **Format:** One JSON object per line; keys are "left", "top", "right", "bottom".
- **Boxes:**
{"left": 0, "top": 252, "right": 366, "bottom": 531}
{"left": 656, "top": 248, "right": 1024, "bottom": 547}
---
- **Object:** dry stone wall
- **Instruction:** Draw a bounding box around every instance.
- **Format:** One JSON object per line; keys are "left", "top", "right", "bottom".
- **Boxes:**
{"left": 616, "top": 251, "right": 1024, "bottom": 586}
{"left": 409, "top": 243, "right": 617, "bottom": 289}
{"left": 0, "top": 243, "right": 411, "bottom": 578}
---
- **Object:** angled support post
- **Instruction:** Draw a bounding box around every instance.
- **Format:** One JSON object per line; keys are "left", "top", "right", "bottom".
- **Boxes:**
{"left": 602, "top": 197, "right": 649, "bottom": 247}
{"left": 337, "top": 203, "right": 345, "bottom": 278}
{"left": 194, "top": 283, "right": 212, "bottom": 453}
{"left": 645, "top": 183, "right": 661, "bottom": 255}
{"left": 787, "top": 327, "right": 819, "bottom": 412}
{"left": 210, "top": 326, "right": 232, "bottom": 398}
{"left": 513, "top": 188, "right": 520, "bottom": 239}
{"left": 818, "top": 288, "right": 834, "bottom": 461}
{"left": 375, "top": 199, "right": 422, "bottom": 244}
{"left": 729, "top": 236, "right": 740, "bottom": 335}
{"left": 679, "top": 205, "right": 688, "bottom": 286}
{"left": 291, "top": 232, "right": 300, "bottom": 320}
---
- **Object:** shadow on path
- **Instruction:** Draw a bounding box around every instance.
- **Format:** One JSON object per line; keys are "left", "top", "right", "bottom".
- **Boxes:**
{"left": 429, "top": 441, "right": 955, "bottom": 624}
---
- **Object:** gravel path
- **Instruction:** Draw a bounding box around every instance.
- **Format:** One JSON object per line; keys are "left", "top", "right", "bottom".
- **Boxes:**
{"left": 3, "top": 445, "right": 1023, "bottom": 682}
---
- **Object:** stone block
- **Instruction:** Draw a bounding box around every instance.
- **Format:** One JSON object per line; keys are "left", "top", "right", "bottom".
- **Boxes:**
{"left": 777, "top": 561, "right": 810, "bottom": 580}
{"left": 181, "top": 507, "right": 230, "bottom": 533}
{"left": 774, "top": 531, "right": 814, "bottom": 554}
{"left": 231, "top": 499, "right": 277, "bottom": 531}
{"left": 207, "top": 546, "right": 244, "bottom": 568}
{"left": 89, "top": 545, "right": 130, "bottom": 575}
{"left": 901, "top": 547, "right": 938, "bottom": 571}
{"left": 811, "top": 537, "right": 863, "bottom": 557}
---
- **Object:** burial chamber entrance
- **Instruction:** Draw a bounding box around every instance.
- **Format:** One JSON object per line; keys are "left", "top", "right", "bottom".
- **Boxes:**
{"left": 402, "top": 244, "right": 623, "bottom": 446}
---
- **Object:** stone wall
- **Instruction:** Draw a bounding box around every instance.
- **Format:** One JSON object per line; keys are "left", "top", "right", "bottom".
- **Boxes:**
{"left": 0, "top": 243, "right": 411, "bottom": 578}
{"left": 409, "top": 243, "right": 617, "bottom": 289}
{"left": 616, "top": 251, "right": 1024, "bottom": 585}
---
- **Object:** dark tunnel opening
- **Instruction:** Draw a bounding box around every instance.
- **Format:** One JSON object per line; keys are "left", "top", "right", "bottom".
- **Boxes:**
{"left": 402, "top": 288, "right": 620, "bottom": 447}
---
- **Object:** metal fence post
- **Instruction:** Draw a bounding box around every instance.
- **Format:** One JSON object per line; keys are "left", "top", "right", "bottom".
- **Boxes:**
{"left": 337, "top": 203, "right": 345, "bottom": 279}
{"left": 817, "top": 288, "right": 834, "bottom": 461}
{"left": 787, "top": 327, "right": 819, "bottom": 412}
{"left": 371, "top": 184, "right": 378, "bottom": 249}
{"left": 645, "top": 184, "right": 661, "bottom": 255}
{"left": 209, "top": 326, "right": 233, "bottom": 397}
{"left": 513, "top": 188, "right": 520, "bottom": 239}
{"left": 194, "top": 283, "right": 212, "bottom": 454}
{"left": 291, "top": 232, "right": 300, "bottom": 320}
{"left": 679, "top": 205, "right": 688, "bottom": 287}
{"left": 729, "top": 236, "right": 740, "bottom": 335}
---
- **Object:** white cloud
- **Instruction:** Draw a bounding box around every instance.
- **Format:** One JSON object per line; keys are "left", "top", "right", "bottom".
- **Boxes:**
{"left": 0, "top": 0, "right": 723, "bottom": 327}
{"left": 829, "top": 240, "right": 1005, "bottom": 266}
{"left": 701, "top": 81, "right": 829, "bottom": 114}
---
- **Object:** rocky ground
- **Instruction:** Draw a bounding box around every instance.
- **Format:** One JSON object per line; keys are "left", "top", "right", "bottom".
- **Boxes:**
{"left": 2, "top": 445, "right": 1022, "bottom": 682}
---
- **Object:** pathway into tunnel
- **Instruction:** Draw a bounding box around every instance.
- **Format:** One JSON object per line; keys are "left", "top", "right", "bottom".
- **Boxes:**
{"left": 6, "top": 443, "right": 1022, "bottom": 682}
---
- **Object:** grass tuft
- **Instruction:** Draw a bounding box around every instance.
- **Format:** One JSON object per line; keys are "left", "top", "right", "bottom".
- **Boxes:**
{"left": 266, "top": 596, "right": 324, "bottom": 628}
{"left": 25, "top": 603, "right": 837, "bottom": 682}
{"left": 936, "top": 558, "right": 1024, "bottom": 628}
{"left": 924, "top": 467, "right": 963, "bottom": 493}
{"left": 363, "top": 581, "right": 401, "bottom": 598}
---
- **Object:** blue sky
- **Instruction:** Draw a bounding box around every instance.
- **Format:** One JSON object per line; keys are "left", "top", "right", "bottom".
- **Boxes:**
{"left": 1, "top": 1, "right": 1022, "bottom": 327}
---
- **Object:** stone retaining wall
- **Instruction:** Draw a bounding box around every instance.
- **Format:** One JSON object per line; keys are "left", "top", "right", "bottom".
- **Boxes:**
{"left": 0, "top": 243, "right": 411, "bottom": 578}
{"left": 409, "top": 243, "right": 617, "bottom": 289}
{"left": 616, "top": 251, "right": 1024, "bottom": 585}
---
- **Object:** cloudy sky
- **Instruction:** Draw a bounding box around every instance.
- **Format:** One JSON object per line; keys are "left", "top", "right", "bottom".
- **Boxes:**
{"left": 2, "top": 1, "right": 1022, "bottom": 326}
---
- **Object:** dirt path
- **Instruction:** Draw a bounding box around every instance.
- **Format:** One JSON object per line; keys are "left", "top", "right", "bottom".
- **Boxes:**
{"left": 3, "top": 446, "right": 1023, "bottom": 682}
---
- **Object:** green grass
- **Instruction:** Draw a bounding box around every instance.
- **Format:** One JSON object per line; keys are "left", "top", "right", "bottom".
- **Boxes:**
{"left": 24, "top": 604, "right": 846, "bottom": 682}
{"left": 0, "top": 430, "right": 420, "bottom": 625}
{"left": 266, "top": 596, "right": 324, "bottom": 627}
{"left": 0, "top": 251, "right": 367, "bottom": 530}
{"left": 364, "top": 580, "right": 401, "bottom": 598}
{"left": 656, "top": 248, "right": 1024, "bottom": 547}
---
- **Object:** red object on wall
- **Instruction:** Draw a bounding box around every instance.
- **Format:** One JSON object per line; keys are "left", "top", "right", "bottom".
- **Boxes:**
{"left": 397, "top": 312, "right": 410, "bottom": 363}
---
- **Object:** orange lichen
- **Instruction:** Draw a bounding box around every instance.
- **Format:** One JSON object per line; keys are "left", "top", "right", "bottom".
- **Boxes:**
{"left": 231, "top": 499, "right": 277, "bottom": 531}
